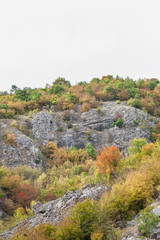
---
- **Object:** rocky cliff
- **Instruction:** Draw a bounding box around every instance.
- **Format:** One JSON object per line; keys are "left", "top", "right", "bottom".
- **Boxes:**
{"left": 32, "top": 102, "right": 157, "bottom": 153}
{"left": 0, "top": 102, "right": 158, "bottom": 168}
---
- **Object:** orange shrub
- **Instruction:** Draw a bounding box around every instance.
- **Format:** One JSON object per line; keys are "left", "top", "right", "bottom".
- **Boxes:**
{"left": 53, "top": 98, "right": 66, "bottom": 111}
{"left": 79, "top": 93, "right": 96, "bottom": 103}
{"left": 52, "top": 148, "right": 68, "bottom": 165}
{"left": 96, "top": 146, "right": 121, "bottom": 175}
{"left": 8, "top": 102, "right": 25, "bottom": 114}
{"left": 25, "top": 101, "right": 38, "bottom": 111}
{"left": 46, "top": 141, "right": 58, "bottom": 159}
{"left": 62, "top": 101, "right": 75, "bottom": 110}
{"left": 51, "top": 148, "right": 89, "bottom": 166}
{"left": 79, "top": 103, "right": 91, "bottom": 113}
{"left": 119, "top": 89, "right": 129, "bottom": 100}
{"left": 141, "top": 143, "right": 155, "bottom": 156}
{"left": 5, "top": 132, "right": 16, "bottom": 145}
{"left": 67, "top": 103, "right": 75, "bottom": 110}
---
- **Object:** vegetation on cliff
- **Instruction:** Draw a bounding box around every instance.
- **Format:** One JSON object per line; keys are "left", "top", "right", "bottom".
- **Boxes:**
{"left": 0, "top": 76, "right": 160, "bottom": 119}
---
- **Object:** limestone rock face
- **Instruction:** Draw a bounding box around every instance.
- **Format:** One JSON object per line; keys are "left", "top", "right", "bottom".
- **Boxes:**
{"left": 32, "top": 102, "right": 157, "bottom": 153}
{"left": 32, "top": 111, "right": 58, "bottom": 140}
{"left": 0, "top": 123, "right": 42, "bottom": 168}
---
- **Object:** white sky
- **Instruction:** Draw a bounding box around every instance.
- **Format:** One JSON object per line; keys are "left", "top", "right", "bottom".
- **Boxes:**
{"left": 0, "top": 0, "right": 160, "bottom": 91}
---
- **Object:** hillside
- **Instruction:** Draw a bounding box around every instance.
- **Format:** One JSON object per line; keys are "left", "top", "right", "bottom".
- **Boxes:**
{"left": 0, "top": 76, "right": 160, "bottom": 240}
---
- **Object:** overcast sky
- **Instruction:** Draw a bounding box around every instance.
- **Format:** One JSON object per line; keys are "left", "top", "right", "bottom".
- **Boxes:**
{"left": 0, "top": 0, "right": 160, "bottom": 91}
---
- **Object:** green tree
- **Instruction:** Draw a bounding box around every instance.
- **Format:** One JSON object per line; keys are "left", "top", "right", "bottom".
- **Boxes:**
{"left": 53, "top": 77, "right": 71, "bottom": 87}
{"left": 127, "top": 88, "right": 138, "bottom": 98}
{"left": 85, "top": 143, "right": 96, "bottom": 159}
{"left": 148, "top": 81, "right": 157, "bottom": 90}
{"left": 30, "top": 90, "right": 41, "bottom": 101}
{"left": 49, "top": 85, "right": 64, "bottom": 96}
{"left": 128, "top": 138, "right": 147, "bottom": 155}
{"left": 124, "top": 77, "right": 136, "bottom": 88}
{"left": 10, "top": 85, "right": 19, "bottom": 93}
{"left": 15, "top": 88, "right": 30, "bottom": 101}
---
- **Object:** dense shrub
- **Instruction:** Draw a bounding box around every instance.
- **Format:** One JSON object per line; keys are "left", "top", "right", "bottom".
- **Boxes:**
{"left": 70, "top": 199, "right": 100, "bottom": 239}
{"left": 102, "top": 169, "right": 154, "bottom": 221}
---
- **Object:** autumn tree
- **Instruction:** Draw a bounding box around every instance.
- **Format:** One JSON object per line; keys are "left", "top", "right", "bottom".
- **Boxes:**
{"left": 46, "top": 141, "right": 58, "bottom": 159}
{"left": 96, "top": 146, "right": 121, "bottom": 175}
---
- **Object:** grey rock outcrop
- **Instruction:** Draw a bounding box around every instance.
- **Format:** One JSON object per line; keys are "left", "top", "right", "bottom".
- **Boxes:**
{"left": 30, "top": 184, "right": 106, "bottom": 226}
{"left": 0, "top": 123, "right": 42, "bottom": 168}
{"left": 122, "top": 202, "right": 160, "bottom": 240}
{"left": 0, "top": 185, "right": 106, "bottom": 239}
{"left": 32, "top": 102, "right": 158, "bottom": 153}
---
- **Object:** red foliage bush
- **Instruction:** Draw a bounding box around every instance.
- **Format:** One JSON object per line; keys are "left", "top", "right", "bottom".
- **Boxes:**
{"left": 1, "top": 175, "right": 39, "bottom": 208}
{"left": 96, "top": 146, "right": 121, "bottom": 174}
